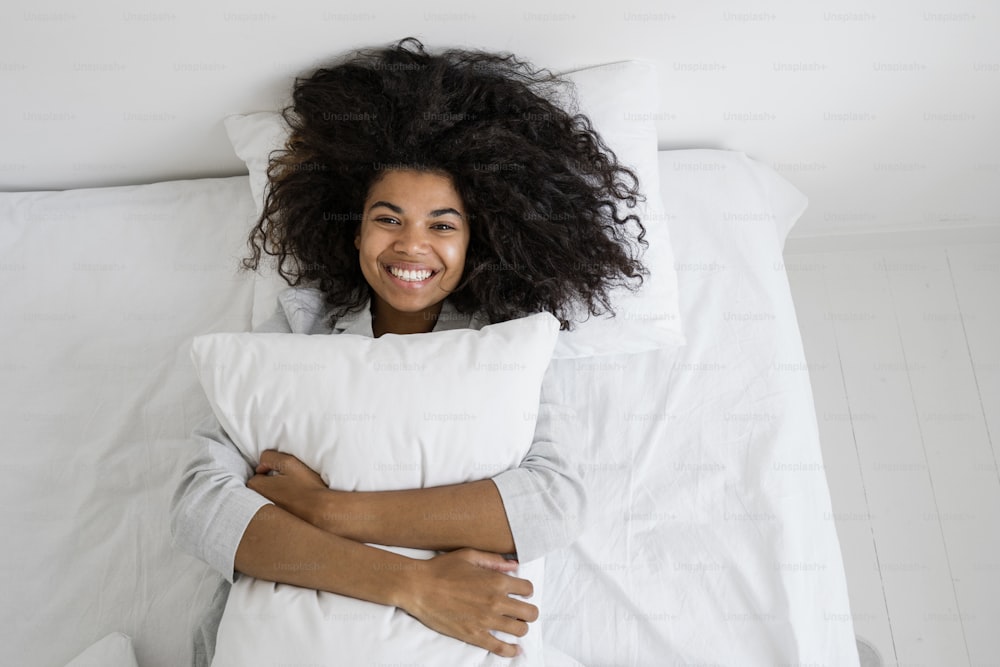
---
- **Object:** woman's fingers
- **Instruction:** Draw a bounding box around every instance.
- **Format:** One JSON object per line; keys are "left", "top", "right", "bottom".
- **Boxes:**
{"left": 482, "top": 633, "right": 523, "bottom": 658}
{"left": 460, "top": 549, "right": 520, "bottom": 573}
{"left": 254, "top": 450, "right": 325, "bottom": 486}
{"left": 399, "top": 548, "right": 539, "bottom": 657}
{"left": 493, "top": 615, "right": 531, "bottom": 639}
{"left": 257, "top": 448, "right": 295, "bottom": 473}
{"left": 246, "top": 450, "right": 330, "bottom": 526}
{"left": 506, "top": 574, "right": 534, "bottom": 601}
{"left": 503, "top": 596, "right": 539, "bottom": 623}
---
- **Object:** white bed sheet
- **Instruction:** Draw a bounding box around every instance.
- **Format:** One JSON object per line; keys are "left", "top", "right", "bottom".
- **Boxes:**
{"left": 539, "top": 152, "right": 858, "bottom": 665}
{"left": 0, "top": 151, "right": 857, "bottom": 666}
{"left": 0, "top": 177, "right": 257, "bottom": 667}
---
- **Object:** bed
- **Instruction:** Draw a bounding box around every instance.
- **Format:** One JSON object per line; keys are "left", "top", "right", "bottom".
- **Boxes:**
{"left": 1, "top": 64, "right": 859, "bottom": 666}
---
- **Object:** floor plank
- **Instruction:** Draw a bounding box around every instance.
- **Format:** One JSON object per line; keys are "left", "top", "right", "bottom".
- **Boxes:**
{"left": 784, "top": 254, "right": 894, "bottom": 659}
{"left": 943, "top": 244, "right": 1000, "bottom": 664}
{"left": 946, "top": 245, "right": 1000, "bottom": 478}
{"left": 882, "top": 247, "right": 999, "bottom": 665}
{"left": 831, "top": 250, "right": 966, "bottom": 667}
{"left": 785, "top": 247, "right": 976, "bottom": 665}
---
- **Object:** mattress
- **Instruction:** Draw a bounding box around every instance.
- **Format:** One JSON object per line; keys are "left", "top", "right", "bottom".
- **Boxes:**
{"left": 0, "top": 150, "right": 858, "bottom": 666}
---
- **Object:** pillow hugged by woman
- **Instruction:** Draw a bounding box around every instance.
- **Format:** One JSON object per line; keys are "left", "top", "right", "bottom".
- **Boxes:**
{"left": 172, "top": 37, "right": 648, "bottom": 666}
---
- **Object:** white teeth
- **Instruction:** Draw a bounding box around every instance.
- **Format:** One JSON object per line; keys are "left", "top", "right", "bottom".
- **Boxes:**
{"left": 389, "top": 266, "right": 433, "bottom": 282}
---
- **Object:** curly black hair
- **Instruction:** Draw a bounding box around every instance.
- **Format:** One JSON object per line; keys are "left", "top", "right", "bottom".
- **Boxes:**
{"left": 242, "top": 37, "right": 648, "bottom": 330}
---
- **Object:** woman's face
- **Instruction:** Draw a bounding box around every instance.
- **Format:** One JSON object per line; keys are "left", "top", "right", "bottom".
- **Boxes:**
{"left": 355, "top": 169, "right": 470, "bottom": 331}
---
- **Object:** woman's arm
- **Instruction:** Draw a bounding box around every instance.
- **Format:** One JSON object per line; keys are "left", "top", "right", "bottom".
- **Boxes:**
{"left": 170, "top": 292, "right": 573, "bottom": 654}
{"left": 235, "top": 503, "right": 536, "bottom": 657}
{"left": 249, "top": 456, "right": 515, "bottom": 553}
{"left": 250, "top": 370, "right": 588, "bottom": 562}
{"left": 170, "top": 412, "right": 536, "bottom": 657}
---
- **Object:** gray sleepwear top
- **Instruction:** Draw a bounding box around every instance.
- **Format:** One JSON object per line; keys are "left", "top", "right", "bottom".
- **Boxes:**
{"left": 169, "top": 286, "right": 586, "bottom": 665}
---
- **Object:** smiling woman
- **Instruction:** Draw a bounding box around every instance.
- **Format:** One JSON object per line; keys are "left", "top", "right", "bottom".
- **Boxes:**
{"left": 355, "top": 169, "right": 470, "bottom": 337}
{"left": 172, "top": 36, "right": 650, "bottom": 667}
{"left": 241, "top": 36, "right": 648, "bottom": 332}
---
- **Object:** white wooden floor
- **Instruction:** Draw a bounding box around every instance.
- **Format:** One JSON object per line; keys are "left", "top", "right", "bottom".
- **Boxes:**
{"left": 783, "top": 238, "right": 1000, "bottom": 667}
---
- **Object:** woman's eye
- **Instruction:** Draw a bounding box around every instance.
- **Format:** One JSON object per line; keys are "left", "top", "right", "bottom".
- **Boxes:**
{"left": 432, "top": 223, "right": 456, "bottom": 231}
{"left": 376, "top": 217, "right": 400, "bottom": 225}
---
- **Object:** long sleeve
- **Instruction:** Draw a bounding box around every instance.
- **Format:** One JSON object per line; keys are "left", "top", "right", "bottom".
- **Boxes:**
{"left": 170, "top": 413, "right": 271, "bottom": 583}
{"left": 169, "top": 304, "right": 293, "bottom": 582}
{"left": 491, "top": 367, "right": 587, "bottom": 563}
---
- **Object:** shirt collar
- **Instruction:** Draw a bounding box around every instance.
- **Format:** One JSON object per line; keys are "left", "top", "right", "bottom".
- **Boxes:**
{"left": 333, "top": 298, "right": 482, "bottom": 338}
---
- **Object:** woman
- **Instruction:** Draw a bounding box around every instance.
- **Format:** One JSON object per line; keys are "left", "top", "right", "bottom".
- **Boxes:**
{"left": 170, "top": 37, "right": 647, "bottom": 665}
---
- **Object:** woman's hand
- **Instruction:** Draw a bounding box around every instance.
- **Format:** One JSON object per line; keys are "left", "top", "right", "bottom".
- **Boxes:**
{"left": 247, "top": 450, "right": 330, "bottom": 526}
{"left": 398, "top": 548, "right": 538, "bottom": 657}
{"left": 247, "top": 453, "right": 536, "bottom": 655}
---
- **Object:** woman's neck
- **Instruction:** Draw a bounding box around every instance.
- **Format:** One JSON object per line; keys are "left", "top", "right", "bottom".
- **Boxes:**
{"left": 371, "top": 298, "right": 444, "bottom": 337}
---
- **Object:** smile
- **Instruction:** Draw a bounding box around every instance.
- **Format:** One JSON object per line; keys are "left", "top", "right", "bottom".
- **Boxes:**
{"left": 384, "top": 264, "right": 438, "bottom": 285}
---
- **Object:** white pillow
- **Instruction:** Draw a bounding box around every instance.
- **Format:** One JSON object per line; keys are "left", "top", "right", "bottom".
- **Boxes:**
{"left": 0, "top": 177, "right": 258, "bottom": 667}
{"left": 657, "top": 149, "right": 810, "bottom": 250}
{"left": 190, "top": 312, "right": 560, "bottom": 667}
{"left": 63, "top": 633, "right": 138, "bottom": 667}
{"left": 224, "top": 60, "right": 683, "bottom": 358}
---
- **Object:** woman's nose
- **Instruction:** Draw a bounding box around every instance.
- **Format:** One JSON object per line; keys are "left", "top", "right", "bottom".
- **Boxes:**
{"left": 394, "top": 225, "right": 429, "bottom": 252}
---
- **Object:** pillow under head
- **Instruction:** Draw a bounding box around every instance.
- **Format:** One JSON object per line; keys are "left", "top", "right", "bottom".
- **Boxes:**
{"left": 225, "top": 60, "right": 683, "bottom": 359}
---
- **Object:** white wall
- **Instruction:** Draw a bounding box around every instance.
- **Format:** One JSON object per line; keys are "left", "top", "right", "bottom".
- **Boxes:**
{"left": 1, "top": 0, "right": 997, "bottom": 238}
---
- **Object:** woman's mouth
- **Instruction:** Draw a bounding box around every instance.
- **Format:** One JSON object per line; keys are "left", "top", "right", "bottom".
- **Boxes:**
{"left": 384, "top": 264, "right": 438, "bottom": 287}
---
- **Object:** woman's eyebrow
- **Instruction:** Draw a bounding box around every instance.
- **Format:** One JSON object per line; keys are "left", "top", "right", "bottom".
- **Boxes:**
{"left": 368, "top": 201, "right": 464, "bottom": 219}
{"left": 368, "top": 200, "right": 403, "bottom": 214}
{"left": 428, "top": 207, "right": 464, "bottom": 219}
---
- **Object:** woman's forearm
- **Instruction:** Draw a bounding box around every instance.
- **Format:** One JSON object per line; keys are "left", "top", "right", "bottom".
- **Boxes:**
{"left": 234, "top": 502, "right": 535, "bottom": 657}
{"left": 235, "top": 503, "right": 414, "bottom": 607}
{"left": 246, "top": 451, "right": 517, "bottom": 555}
{"left": 308, "top": 479, "right": 516, "bottom": 554}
